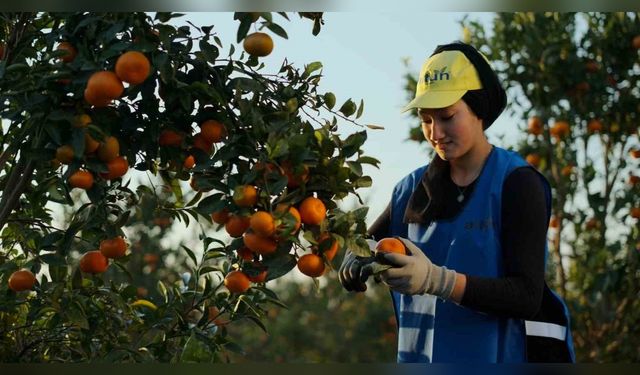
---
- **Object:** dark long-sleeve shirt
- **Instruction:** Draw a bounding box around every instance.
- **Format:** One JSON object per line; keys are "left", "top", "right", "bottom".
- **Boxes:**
{"left": 368, "top": 157, "right": 547, "bottom": 319}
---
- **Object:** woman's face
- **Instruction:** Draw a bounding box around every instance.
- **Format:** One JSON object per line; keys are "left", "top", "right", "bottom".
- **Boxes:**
{"left": 419, "top": 99, "right": 484, "bottom": 161}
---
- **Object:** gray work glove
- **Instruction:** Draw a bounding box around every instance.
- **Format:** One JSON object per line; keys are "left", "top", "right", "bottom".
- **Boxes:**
{"left": 379, "top": 237, "right": 457, "bottom": 299}
{"left": 338, "top": 240, "right": 378, "bottom": 292}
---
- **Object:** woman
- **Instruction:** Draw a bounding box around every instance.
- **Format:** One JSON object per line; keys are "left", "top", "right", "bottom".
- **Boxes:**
{"left": 339, "top": 41, "right": 575, "bottom": 363}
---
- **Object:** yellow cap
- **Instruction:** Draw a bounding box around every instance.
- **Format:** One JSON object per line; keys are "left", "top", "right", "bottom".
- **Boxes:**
{"left": 402, "top": 50, "right": 483, "bottom": 112}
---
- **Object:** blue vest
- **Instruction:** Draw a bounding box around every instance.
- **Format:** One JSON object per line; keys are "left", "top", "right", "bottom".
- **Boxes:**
{"left": 388, "top": 146, "right": 575, "bottom": 363}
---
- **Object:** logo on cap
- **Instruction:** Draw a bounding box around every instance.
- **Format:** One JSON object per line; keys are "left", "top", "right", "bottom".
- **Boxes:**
{"left": 424, "top": 67, "right": 450, "bottom": 84}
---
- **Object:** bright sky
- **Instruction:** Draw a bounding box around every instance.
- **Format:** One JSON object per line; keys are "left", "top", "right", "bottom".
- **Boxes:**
{"left": 182, "top": 12, "right": 515, "bottom": 224}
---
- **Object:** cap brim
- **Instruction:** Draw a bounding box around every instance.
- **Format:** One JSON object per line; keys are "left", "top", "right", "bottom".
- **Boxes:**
{"left": 401, "top": 90, "right": 468, "bottom": 113}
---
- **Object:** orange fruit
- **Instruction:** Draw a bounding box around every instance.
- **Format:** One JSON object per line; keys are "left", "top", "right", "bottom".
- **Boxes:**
{"left": 550, "top": 120, "right": 570, "bottom": 139}
{"left": 249, "top": 211, "right": 276, "bottom": 237}
{"left": 629, "top": 175, "right": 640, "bottom": 186}
{"left": 526, "top": 153, "right": 541, "bottom": 168}
{"left": 275, "top": 204, "right": 301, "bottom": 234}
{"left": 51, "top": 158, "right": 61, "bottom": 169}
{"left": 57, "top": 41, "right": 77, "bottom": 63}
{"left": 158, "top": 130, "right": 184, "bottom": 147}
{"left": 192, "top": 132, "right": 213, "bottom": 154}
{"left": 243, "top": 230, "right": 278, "bottom": 255}
{"left": 115, "top": 51, "right": 151, "bottom": 85}
{"left": 8, "top": 269, "right": 36, "bottom": 292}
{"left": 84, "top": 133, "right": 100, "bottom": 154}
{"left": 237, "top": 246, "right": 254, "bottom": 261}
{"left": 211, "top": 208, "right": 230, "bottom": 225}
{"left": 314, "top": 233, "right": 339, "bottom": 261}
{"left": 183, "top": 155, "right": 195, "bottom": 169}
{"left": 588, "top": 119, "right": 603, "bottom": 134}
{"left": 375, "top": 238, "right": 407, "bottom": 255}
{"left": 200, "top": 120, "right": 227, "bottom": 143}
{"left": 632, "top": 35, "right": 640, "bottom": 50}
{"left": 282, "top": 161, "right": 310, "bottom": 188}
{"left": 549, "top": 216, "right": 559, "bottom": 229}
{"left": 99, "top": 236, "right": 128, "bottom": 259}
{"left": 84, "top": 71, "right": 124, "bottom": 106}
{"left": 56, "top": 145, "right": 75, "bottom": 164}
{"left": 97, "top": 136, "right": 120, "bottom": 162}
{"left": 247, "top": 262, "right": 268, "bottom": 283}
{"left": 79, "top": 250, "right": 109, "bottom": 274}
{"left": 224, "top": 270, "right": 251, "bottom": 293}
{"left": 629, "top": 149, "right": 640, "bottom": 159}
{"left": 84, "top": 87, "right": 111, "bottom": 107}
{"left": 630, "top": 207, "right": 640, "bottom": 219}
{"left": 233, "top": 185, "right": 258, "bottom": 207}
{"left": 527, "top": 116, "right": 543, "bottom": 136}
{"left": 299, "top": 197, "right": 326, "bottom": 226}
{"left": 73, "top": 114, "right": 92, "bottom": 128}
{"left": 101, "top": 156, "right": 129, "bottom": 180}
{"left": 243, "top": 32, "right": 274, "bottom": 57}
{"left": 561, "top": 165, "right": 573, "bottom": 177}
{"left": 297, "top": 253, "right": 325, "bottom": 278}
{"left": 68, "top": 170, "right": 94, "bottom": 190}
{"left": 225, "top": 214, "right": 250, "bottom": 237}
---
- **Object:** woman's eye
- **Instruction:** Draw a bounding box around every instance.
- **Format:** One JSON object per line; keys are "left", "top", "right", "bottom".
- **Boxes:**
{"left": 441, "top": 114, "right": 454, "bottom": 121}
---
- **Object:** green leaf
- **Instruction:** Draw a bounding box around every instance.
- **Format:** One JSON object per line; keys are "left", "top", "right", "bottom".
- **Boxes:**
{"left": 237, "top": 17, "right": 252, "bottom": 43}
{"left": 341, "top": 131, "right": 367, "bottom": 158}
{"left": 266, "top": 23, "right": 288, "bottom": 39}
{"left": 357, "top": 156, "right": 380, "bottom": 167}
{"left": 66, "top": 302, "right": 89, "bottom": 330}
{"left": 262, "top": 254, "right": 297, "bottom": 281}
{"left": 182, "top": 245, "right": 199, "bottom": 267}
{"left": 324, "top": 92, "right": 336, "bottom": 109}
{"left": 339, "top": 99, "right": 357, "bottom": 117}
{"left": 157, "top": 281, "right": 169, "bottom": 303}
{"left": 346, "top": 161, "right": 363, "bottom": 177}
{"left": 180, "top": 333, "right": 213, "bottom": 363}
{"left": 199, "top": 39, "right": 219, "bottom": 61}
{"left": 354, "top": 176, "right": 372, "bottom": 188}
{"left": 196, "top": 193, "right": 225, "bottom": 214}
{"left": 302, "top": 62, "right": 322, "bottom": 79}
{"left": 356, "top": 99, "right": 365, "bottom": 119}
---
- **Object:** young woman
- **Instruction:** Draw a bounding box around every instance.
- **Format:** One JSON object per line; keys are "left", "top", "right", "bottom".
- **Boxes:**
{"left": 339, "top": 41, "right": 575, "bottom": 363}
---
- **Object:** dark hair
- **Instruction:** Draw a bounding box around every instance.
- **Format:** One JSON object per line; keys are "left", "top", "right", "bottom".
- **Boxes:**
{"left": 430, "top": 41, "right": 506, "bottom": 129}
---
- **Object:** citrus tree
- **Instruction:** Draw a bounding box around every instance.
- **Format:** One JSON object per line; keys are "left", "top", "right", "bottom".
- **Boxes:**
{"left": 0, "top": 12, "right": 379, "bottom": 362}
{"left": 404, "top": 12, "right": 640, "bottom": 362}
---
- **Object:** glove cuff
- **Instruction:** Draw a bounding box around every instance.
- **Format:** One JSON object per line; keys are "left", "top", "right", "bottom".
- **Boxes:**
{"left": 421, "top": 265, "right": 457, "bottom": 300}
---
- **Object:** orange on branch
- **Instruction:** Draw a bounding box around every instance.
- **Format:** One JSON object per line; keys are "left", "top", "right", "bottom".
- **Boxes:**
{"left": 115, "top": 51, "right": 151, "bottom": 85}
{"left": 282, "top": 161, "right": 310, "bottom": 188}
{"left": 85, "top": 71, "right": 124, "bottom": 106}
{"left": 56, "top": 145, "right": 75, "bottom": 164}
{"left": 588, "top": 119, "right": 603, "bottom": 134}
{"left": 79, "top": 250, "right": 109, "bottom": 274}
{"left": 249, "top": 211, "right": 276, "bottom": 237}
{"left": 68, "top": 170, "right": 94, "bottom": 190}
{"left": 243, "top": 32, "right": 274, "bottom": 57}
{"left": 233, "top": 185, "right": 258, "bottom": 207}
{"left": 314, "top": 233, "right": 339, "bottom": 261}
{"left": 101, "top": 156, "right": 129, "bottom": 180}
{"left": 297, "top": 253, "right": 325, "bottom": 278}
{"left": 237, "top": 246, "right": 254, "bottom": 261}
{"left": 225, "top": 215, "right": 251, "bottom": 237}
{"left": 84, "top": 133, "right": 100, "bottom": 154}
{"left": 299, "top": 196, "right": 326, "bottom": 226}
{"left": 57, "top": 41, "right": 77, "bottom": 63}
{"left": 8, "top": 269, "right": 36, "bottom": 292}
{"left": 97, "top": 136, "right": 120, "bottom": 162}
{"left": 224, "top": 270, "right": 251, "bottom": 293}
{"left": 200, "top": 120, "right": 227, "bottom": 143}
{"left": 192, "top": 132, "right": 213, "bottom": 154}
{"left": 159, "top": 130, "right": 184, "bottom": 147}
{"left": 99, "top": 236, "right": 128, "bottom": 259}
{"left": 73, "top": 114, "right": 92, "bottom": 128}
{"left": 525, "top": 153, "right": 541, "bottom": 168}
{"left": 183, "top": 155, "right": 195, "bottom": 169}
{"left": 243, "top": 230, "right": 277, "bottom": 255}
{"left": 275, "top": 204, "right": 301, "bottom": 233}
{"left": 211, "top": 208, "right": 230, "bottom": 225}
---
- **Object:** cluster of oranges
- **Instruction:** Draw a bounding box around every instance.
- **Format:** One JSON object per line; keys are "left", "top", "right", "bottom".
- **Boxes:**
{"left": 51, "top": 42, "right": 152, "bottom": 191}
{"left": 6, "top": 235, "right": 128, "bottom": 292}
{"left": 78, "top": 236, "right": 129, "bottom": 275}
{"left": 213, "top": 163, "right": 342, "bottom": 293}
